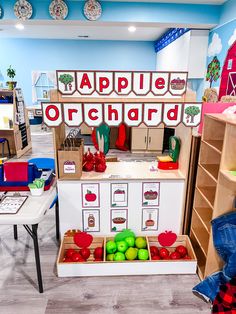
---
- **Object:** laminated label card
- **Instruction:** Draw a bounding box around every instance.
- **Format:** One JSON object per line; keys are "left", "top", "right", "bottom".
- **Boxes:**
{"left": 0, "top": 196, "right": 28, "bottom": 214}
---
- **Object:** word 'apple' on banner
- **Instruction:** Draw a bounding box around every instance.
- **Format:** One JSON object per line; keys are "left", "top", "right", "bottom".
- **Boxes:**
{"left": 42, "top": 102, "right": 202, "bottom": 128}
{"left": 56, "top": 70, "right": 188, "bottom": 97}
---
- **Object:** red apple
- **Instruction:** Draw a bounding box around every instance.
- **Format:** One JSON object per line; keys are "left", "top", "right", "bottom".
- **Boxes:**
{"left": 159, "top": 248, "right": 169, "bottom": 259}
{"left": 170, "top": 251, "right": 181, "bottom": 260}
{"left": 175, "top": 245, "right": 188, "bottom": 258}
{"left": 94, "top": 257, "right": 103, "bottom": 262}
{"left": 66, "top": 248, "right": 76, "bottom": 258}
{"left": 85, "top": 191, "right": 97, "bottom": 202}
{"left": 63, "top": 257, "right": 72, "bottom": 263}
{"left": 152, "top": 255, "right": 161, "bottom": 260}
{"left": 71, "top": 252, "right": 83, "bottom": 262}
{"left": 74, "top": 232, "right": 93, "bottom": 248}
{"left": 79, "top": 248, "right": 91, "bottom": 260}
{"left": 94, "top": 247, "right": 103, "bottom": 259}
{"left": 150, "top": 246, "right": 159, "bottom": 257}
{"left": 183, "top": 255, "right": 191, "bottom": 260}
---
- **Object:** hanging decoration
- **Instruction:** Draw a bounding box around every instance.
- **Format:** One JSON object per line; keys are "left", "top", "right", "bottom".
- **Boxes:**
{"left": 14, "top": 0, "right": 33, "bottom": 20}
{"left": 49, "top": 0, "right": 68, "bottom": 20}
{"left": 84, "top": 0, "right": 102, "bottom": 21}
{"left": 0, "top": 3, "right": 2, "bottom": 19}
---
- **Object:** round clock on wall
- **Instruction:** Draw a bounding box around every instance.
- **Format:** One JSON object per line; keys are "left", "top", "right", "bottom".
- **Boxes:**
{"left": 49, "top": 0, "right": 68, "bottom": 20}
{"left": 84, "top": 0, "right": 102, "bottom": 21}
{"left": 14, "top": 0, "right": 33, "bottom": 20}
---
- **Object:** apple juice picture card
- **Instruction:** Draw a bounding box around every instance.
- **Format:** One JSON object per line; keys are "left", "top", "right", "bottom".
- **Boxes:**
{"left": 82, "top": 183, "right": 100, "bottom": 208}
{"left": 111, "top": 183, "right": 128, "bottom": 207}
{"left": 82, "top": 209, "right": 100, "bottom": 232}
{"left": 142, "top": 208, "right": 159, "bottom": 231}
{"left": 111, "top": 209, "right": 128, "bottom": 232}
{"left": 142, "top": 182, "right": 160, "bottom": 207}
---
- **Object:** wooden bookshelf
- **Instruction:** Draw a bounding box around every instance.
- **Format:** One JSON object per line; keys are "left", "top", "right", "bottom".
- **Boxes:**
{"left": 190, "top": 114, "right": 236, "bottom": 278}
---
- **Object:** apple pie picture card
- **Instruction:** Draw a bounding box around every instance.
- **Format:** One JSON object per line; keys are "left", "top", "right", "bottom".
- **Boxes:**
{"left": 82, "top": 183, "right": 100, "bottom": 208}
{"left": 142, "top": 208, "right": 159, "bottom": 231}
{"left": 142, "top": 182, "right": 160, "bottom": 207}
{"left": 111, "top": 209, "right": 128, "bottom": 232}
{"left": 111, "top": 183, "right": 128, "bottom": 207}
{"left": 82, "top": 209, "right": 100, "bottom": 232}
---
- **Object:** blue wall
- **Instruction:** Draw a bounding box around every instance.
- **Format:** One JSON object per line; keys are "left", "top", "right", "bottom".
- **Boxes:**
{"left": 0, "top": 39, "right": 156, "bottom": 105}
{"left": 205, "top": 0, "right": 236, "bottom": 90}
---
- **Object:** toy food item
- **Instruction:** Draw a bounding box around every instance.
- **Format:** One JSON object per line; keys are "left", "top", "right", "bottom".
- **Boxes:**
{"left": 114, "top": 252, "right": 125, "bottom": 261}
{"left": 158, "top": 231, "right": 177, "bottom": 247}
{"left": 135, "top": 237, "right": 147, "bottom": 249}
{"left": 83, "top": 148, "right": 95, "bottom": 172}
{"left": 125, "top": 247, "right": 138, "bottom": 260}
{"left": 74, "top": 231, "right": 93, "bottom": 248}
{"left": 106, "top": 240, "right": 117, "bottom": 254}
{"left": 116, "top": 241, "right": 128, "bottom": 253}
{"left": 71, "top": 252, "right": 84, "bottom": 262}
{"left": 170, "top": 77, "right": 185, "bottom": 90}
{"left": 152, "top": 255, "right": 161, "bottom": 260}
{"left": 175, "top": 245, "right": 188, "bottom": 258}
{"left": 63, "top": 257, "right": 72, "bottom": 263}
{"left": 83, "top": 162, "right": 94, "bottom": 172}
{"left": 114, "top": 229, "right": 135, "bottom": 242}
{"left": 85, "top": 190, "right": 97, "bottom": 202}
{"left": 144, "top": 190, "right": 158, "bottom": 200}
{"left": 94, "top": 151, "right": 107, "bottom": 173}
{"left": 66, "top": 248, "right": 76, "bottom": 258}
{"left": 95, "top": 161, "right": 107, "bottom": 173}
{"left": 124, "top": 236, "right": 135, "bottom": 247}
{"left": 106, "top": 253, "right": 115, "bottom": 261}
{"left": 113, "top": 189, "right": 125, "bottom": 202}
{"left": 159, "top": 248, "right": 170, "bottom": 259}
{"left": 138, "top": 249, "right": 149, "bottom": 260}
{"left": 150, "top": 246, "right": 159, "bottom": 257}
{"left": 170, "top": 252, "right": 181, "bottom": 260}
{"left": 79, "top": 248, "right": 91, "bottom": 260}
{"left": 112, "top": 217, "right": 126, "bottom": 224}
{"left": 94, "top": 247, "right": 103, "bottom": 259}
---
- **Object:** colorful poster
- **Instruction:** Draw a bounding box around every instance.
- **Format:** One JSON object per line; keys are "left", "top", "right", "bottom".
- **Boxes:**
{"left": 111, "top": 183, "right": 128, "bottom": 207}
{"left": 142, "top": 208, "right": 159, "bottom": 231}
{"left": 82, "top": 183, "right": 100, "bottom": 208}
{"left": 111, "top": 209, "right": 128, "bottom": 232}
{"left": 142, "top": 182, "right": 160, "bottom": 207}
{"left": 82, "top": 209, "right": 100, "bottom": 232}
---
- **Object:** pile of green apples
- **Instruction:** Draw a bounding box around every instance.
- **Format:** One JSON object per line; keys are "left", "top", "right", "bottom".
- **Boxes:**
{"left": 106, "top": 230, "right": 149, "bottom": 261}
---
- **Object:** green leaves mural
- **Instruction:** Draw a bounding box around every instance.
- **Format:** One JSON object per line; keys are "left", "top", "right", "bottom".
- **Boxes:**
{"left": 206, "top": 56, "right": 221, "bottom": 87}
{"left": 185, "top": 106, "right": 200, "bottom": 123}
{"left": 59, "top": 74, "right": 74, "bottom": 91}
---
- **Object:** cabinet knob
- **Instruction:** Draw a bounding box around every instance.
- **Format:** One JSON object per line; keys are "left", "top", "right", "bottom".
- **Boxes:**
{"left": 145, "top": 136, "right": 147, "bottom": 143}
{"left": 149, "top": 137, "right": 151, "bottom": 143}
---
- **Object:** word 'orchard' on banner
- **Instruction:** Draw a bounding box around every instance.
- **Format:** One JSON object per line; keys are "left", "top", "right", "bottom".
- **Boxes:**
{"left": 42, "top": 102, "right": 202, "bottom": 128}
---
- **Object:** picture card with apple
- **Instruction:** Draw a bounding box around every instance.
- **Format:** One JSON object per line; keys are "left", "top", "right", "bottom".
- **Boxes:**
{"left": 82, "top": 209, "right": 100, "bottom": 232}
{"left": 111, "top": 183, "right": 128, "bottom": 207}
{"left": 82, "top": 183, "right": 100, "bottom": 208}
{"left": 111, "top": 209, "right": 128, "bottom": 232}
{"left": 142, "top": 208, "right": 159, "bottom": 231}
{"left": 142, "top": 182, "right": 160, "bottom": 207}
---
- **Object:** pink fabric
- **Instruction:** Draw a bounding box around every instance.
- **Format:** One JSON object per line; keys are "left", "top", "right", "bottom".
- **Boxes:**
{"left": 198, "top": 102, "right": 236, "bottom": 134}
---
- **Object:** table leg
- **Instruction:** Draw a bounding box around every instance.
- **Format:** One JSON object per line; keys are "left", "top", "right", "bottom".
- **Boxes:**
{"left": 24, "top": 224, "right": 43, "bottom": 293}
{"left": 13, "top": 225, "right": 18, "bottom": 240}
{"left": 55, "top": 200, "right": 60, "bottom": 241}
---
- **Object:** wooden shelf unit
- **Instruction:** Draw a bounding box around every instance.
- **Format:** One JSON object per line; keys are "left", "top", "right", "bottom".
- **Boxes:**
{"left": 190, "top": 114, "right": 236, "bottom": 279}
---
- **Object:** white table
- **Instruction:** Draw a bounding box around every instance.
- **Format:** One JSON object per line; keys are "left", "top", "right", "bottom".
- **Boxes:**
{"left": 0, "top": 184, "right": 58, "bottom": 293}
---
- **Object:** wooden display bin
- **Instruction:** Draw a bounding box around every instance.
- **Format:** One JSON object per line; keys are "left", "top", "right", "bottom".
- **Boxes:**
{"left": 57, "top": 234, "right": 197, "bottom": 277}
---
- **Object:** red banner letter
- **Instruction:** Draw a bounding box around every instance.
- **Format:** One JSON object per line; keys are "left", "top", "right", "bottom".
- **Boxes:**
{"left": 108, "top": 105, "right": 118, "bottom": 121}
{"left": 68, "top": 109, "right": 78, "bottom": 121}
{"left": 155, "top": 77, "right": 165, "bottom": 89}
{"left": 167, "top": 105, "right": 179, "bottom": 120}
{"left": 80, "top": 73, "right": 92, "bottom": 89}
{"left": 118, "top": 77, "right": 128, "bottom": 92}
{"left": 88, "top": 108, "right": 98, "bottom": 121}
{"left": 45, "top": 105, "right": 59, "bottom": 121}
{"left": 148, "top": 108, "right": 158, "bottom": 120}
{"left": 128, "top": 109, "right": 138, "bottom": 121}
{"left": 99, "top": 77, "right": 110, "bottom": 92}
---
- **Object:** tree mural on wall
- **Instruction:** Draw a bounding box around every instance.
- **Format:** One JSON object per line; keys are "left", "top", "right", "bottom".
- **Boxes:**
{"left": 185, "top": 106, "right": 201, "bottom": 123}
{"left": 59, "top": 74, "right": 74, "bottom": 91}
{"left": 206, "top": 56, "right": 221, "bottom": 87}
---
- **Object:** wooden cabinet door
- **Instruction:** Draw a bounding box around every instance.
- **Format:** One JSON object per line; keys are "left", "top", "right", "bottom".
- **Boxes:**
{"left": 131, "top": 128, "right": 148, "bottom": 150}
{"left": 147, "top": 128, "right": 164, "bottom": 151}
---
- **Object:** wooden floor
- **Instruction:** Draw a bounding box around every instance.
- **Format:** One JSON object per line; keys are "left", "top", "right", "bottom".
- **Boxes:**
{"left": 0, "top": 128, "right": 211, "bottom": 314}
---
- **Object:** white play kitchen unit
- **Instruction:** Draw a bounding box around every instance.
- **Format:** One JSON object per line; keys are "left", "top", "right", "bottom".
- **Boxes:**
{"left": 42, "top": 70, "right": 202, "bottom": 277}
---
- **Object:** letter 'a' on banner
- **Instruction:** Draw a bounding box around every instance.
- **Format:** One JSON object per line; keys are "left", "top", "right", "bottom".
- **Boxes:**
{"left": 124, "top": 103, "right": 143, "bottom": 127}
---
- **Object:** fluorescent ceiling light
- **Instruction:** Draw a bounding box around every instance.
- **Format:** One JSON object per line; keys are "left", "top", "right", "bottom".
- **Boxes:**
{"left": 128, "top": 26, "right": 136, "bottom": 33}
{"left": 15, "top": 23, "right": 24, "bottom": 30}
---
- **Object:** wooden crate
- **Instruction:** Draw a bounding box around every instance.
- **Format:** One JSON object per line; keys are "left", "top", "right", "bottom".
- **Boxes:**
{"left": 57, "top": 234, "right": 197, "bottom": 277}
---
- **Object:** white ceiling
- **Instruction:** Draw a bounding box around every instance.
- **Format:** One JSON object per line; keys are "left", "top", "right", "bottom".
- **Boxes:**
{"left": 0, "top": 20, "right": 215, "bottom": 41}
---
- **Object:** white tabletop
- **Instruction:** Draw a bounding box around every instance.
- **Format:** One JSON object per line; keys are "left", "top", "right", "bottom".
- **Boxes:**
{"left": 0, "top": 183, "right": 57, "bottom": 225}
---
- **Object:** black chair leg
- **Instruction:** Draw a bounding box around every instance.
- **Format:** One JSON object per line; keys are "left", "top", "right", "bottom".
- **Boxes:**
{"left": 13, "top": 225, "right": 18, "bottom": 240}
{"left": 6, "top": 139, "right": 11, "bottom": 158}
{"left": 55, "top": 200, "right": 60, "bottom": 241}
{"left": 32, "top": 224, "right": 43, "bottom": 293}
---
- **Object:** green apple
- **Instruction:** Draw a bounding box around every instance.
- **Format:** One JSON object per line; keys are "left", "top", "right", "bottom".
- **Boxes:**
{"left": 125, "top": 236, "right": 135, "bottom": 247}
{"left": 106, "top": 253, "right": 115, "bottom": 261}
{"left": 116, "top": 241, "right": 128, "bottom": 253}
{"left": 114, "top": 252, "right": 126, "bottom": 261}
{"left": 106, "top": 240, "right": 117, "bottom": 254}
{"left": 135, "top": 237, "right": 147, "bottom": 249}
{"left": 125, "top": 247, "right": 138, "bottom": 260}
{"left": 138, "top": 249, "right": 149, "bottom": 260}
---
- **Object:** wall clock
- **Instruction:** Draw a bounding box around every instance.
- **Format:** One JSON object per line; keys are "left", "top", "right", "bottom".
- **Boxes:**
{"left": 84, "top": 0, "right": 102, "bottom": 21}
{"left": 49, "top": 0, "right": 68, "bottom": 20}
{"left": 14, "top": 0, "right": 33, "bottom": 20}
